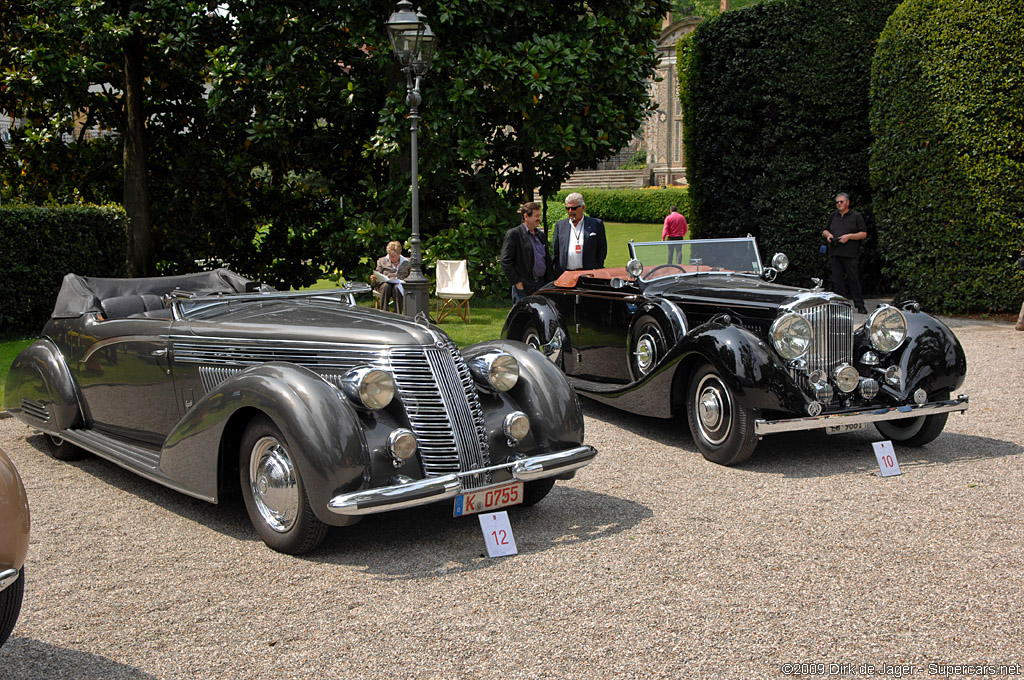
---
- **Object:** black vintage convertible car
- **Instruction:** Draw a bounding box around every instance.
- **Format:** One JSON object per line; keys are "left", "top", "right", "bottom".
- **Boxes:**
{"left": 5, "top": 270, "right": 596, "bottom": 554}
{"left": 502, "top": 237, "right": 968, "bottom": 465}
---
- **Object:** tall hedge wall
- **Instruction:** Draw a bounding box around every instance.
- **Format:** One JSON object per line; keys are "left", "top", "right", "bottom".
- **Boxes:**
{"left": 679, "top": 0, "right": 900, "bottom": 289}
{"left": 870, "top": 0, "right": 1024, "bottom": 313}
{"left": 0, "top": 205, "right": 128, "bottom": 334}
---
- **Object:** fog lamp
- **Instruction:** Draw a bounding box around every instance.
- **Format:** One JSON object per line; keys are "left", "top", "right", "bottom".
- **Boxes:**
{"left": 503, "top": 411, "right": 530, "bottom": 444}
{"left": 832, "top": 364, "right": 860, "bottom": 393}
{"left": 387, "top": 428, "right": 417, "bottom": 466}
{"left": 859, "top": 377, "right": 879, "bottom": 400}
{"left": 811, "top": 381, "right": 834, "bottom": 404}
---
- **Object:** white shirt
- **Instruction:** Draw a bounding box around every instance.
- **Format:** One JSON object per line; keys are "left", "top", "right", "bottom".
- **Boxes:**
{"left": 565, "top": 216, "right": 586, "bottom": 271}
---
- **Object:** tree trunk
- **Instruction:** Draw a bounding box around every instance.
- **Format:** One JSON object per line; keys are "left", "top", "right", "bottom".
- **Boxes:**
{"left": 123, "top": 33, "right": 151, "bottom": 275}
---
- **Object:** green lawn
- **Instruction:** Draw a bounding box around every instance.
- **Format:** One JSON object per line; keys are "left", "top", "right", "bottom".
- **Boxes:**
{"left": 0, "top": 222, "right": 663, "bottom": 405}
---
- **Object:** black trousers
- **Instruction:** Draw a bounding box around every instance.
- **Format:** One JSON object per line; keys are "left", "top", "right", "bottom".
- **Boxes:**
{"left": 829, "top": 255, "right": 864, "bottom": 308}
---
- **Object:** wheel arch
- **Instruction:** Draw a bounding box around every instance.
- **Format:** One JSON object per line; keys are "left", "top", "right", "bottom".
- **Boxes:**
{"left": 160, "top": 362, "right": 369, "bottom": 524}
{"left": 4, "top": 338, "right": 84, "bottom": 433}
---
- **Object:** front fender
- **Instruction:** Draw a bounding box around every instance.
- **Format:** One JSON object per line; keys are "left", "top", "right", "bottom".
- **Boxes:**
{"left": 160, "top": 362, "right": 368, "bottom": 523}
{"left": 463, "top": 340, "right": 585, "bottom": 450}
{"left": 860, "top": 307, "right": 967, "bottom": 400}
{"left": 4, "top": 338, "right": 83, "bottom": 432}
{"left": 678, "top": 322, "right": 799, "bottom": 413}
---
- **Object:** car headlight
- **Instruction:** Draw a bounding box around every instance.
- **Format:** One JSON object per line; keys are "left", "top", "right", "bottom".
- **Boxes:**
{"left": 771, "top": 252, "right": 789, "bottom": 271}
{"left": 770, "top": 312, "right": 813, "bottom": 361}
{"left": 469, "top": 351, "right": 519, "bottom": 392}
{"left": 341, "top": 366, "right": 395, "bottom": 410}
{"left": 866, "top": 305, "right": 907, "bottom": 352}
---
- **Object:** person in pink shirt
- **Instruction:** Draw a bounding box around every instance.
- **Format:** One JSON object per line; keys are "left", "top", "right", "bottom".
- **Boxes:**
{"left": 662, "top": 205, "right": 688, "bottom": 264}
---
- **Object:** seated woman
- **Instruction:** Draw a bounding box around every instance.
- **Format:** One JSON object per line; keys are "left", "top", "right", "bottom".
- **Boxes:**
{"left": 372, "top": 240, "right": 411, "bottom": 313}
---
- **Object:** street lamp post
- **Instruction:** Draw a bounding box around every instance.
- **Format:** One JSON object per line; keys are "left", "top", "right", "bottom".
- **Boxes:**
{"left": 386, "top": 0, "right": 436, "bottom": 320}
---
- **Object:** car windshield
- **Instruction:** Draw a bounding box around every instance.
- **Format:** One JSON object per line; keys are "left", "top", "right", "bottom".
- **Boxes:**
{"left": 628, "top": 238, "right": 763, "bottom": 281}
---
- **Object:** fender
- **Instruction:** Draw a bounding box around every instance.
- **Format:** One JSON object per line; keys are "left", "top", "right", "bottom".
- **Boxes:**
{"left": 501, "top": 296, "right": 568, "bottom": 358}
{"left": 160, "top": 362, "right": 369, "bottom": 524}
{"left": 858, "top": 307, "right": 968, "bottom": 401}
{"left": 629, "top": 297, "right": 688, "bottom": 343}
{"left": 463, "top": 340, "right": 585, "bottom": 450}
{"left": 4, "top": 338, "right": 83, "bottom": 432}
{"left": 677, "top": 321, "right": 802, "bottom": 413}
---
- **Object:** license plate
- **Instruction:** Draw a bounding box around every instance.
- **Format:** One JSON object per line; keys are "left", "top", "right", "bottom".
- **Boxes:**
{"left": 453, "top": 481, "right": 524, "bottom": 517}
{"left": 825, "top": 422, "right": 867, "bottom": 435}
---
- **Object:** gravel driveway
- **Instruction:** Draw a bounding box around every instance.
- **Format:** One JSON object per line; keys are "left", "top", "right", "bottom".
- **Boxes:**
{"left": 1, "top": 315, "right": 1021, "bottom": 680}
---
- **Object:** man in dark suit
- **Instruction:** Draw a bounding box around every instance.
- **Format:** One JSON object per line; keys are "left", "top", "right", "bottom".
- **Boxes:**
{"left": 552, "top": 192, "right": 608, "bottom": 278}
{"left": 500, "top": 201, "right": 552, "bottom": 301}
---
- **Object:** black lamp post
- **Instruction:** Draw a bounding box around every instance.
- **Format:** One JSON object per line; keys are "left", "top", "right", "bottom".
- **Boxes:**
{"left": 386, "top": 0, "right": 436, "bottom": 319}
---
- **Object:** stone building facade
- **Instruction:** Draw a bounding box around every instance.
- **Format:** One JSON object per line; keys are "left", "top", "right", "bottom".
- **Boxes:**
{"left": 644, "top": 15, "right": 702, "bottom": 187}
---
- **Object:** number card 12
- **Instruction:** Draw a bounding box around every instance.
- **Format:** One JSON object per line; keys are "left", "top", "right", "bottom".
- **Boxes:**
{"left": 872, "top": 440, "right": 902, "bottom": 477}
{"left": 479, "top": 511, "right": 518, "bottom": 558}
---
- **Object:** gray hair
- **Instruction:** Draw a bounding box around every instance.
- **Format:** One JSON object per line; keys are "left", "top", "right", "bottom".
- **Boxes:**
{"left": 565, "top": 192, "right": 585, "bottom": 208}
{"left": 835, "top": 192, "right": 850, "bottom": 202}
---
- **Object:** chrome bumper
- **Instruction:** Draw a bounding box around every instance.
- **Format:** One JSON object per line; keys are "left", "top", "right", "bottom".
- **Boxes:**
{"left": 754, "top": 394, "right": 969, "bottom": 436}
{"left": 0, "top": 567, "right": 20, "bottom": 593}
{"left": 327, "top": 444, "right": 597, "bottom": 516}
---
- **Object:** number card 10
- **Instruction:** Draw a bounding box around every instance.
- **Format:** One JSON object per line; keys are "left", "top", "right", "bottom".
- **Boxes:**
{"left": 872, "top": 440, "right": 902, "bottom": 477}
{"left": 479, "top": 511, "right": 518, "bottom": 558}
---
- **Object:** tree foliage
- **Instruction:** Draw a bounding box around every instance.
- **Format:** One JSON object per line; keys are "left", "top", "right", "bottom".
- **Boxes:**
{"left": 679, "top": 0, "right": 900, "bottom": 290}
{"left": 870, "top": 0, "right": 1024, "bottom": 312}
{"left": 1, "top": 0, "right": 668, "bottom": 296}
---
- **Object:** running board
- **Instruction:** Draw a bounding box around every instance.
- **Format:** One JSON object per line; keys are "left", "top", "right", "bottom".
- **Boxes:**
{"left": 59, "top": 428, "right": 215, "bottom": 502}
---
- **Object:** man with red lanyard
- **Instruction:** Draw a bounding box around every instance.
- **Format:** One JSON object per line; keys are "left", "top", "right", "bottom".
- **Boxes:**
{"left": 552, "top": 192, "right": 608, "bottom": 278}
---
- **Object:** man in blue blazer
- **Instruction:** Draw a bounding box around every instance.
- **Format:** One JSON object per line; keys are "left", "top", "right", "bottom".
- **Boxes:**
{"left": 552, "top": 192, "right": 608, "bottom": 278}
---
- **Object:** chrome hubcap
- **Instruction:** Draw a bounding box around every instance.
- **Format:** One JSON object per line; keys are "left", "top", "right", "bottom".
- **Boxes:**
{"left": 696, "top": 375, "right": 731, "bottom": 445}
{"left": 635, "top": 337, "right": 655, "bottom": 373}
{"left": 249, "top": 436, "right": 298, "bottom": 533}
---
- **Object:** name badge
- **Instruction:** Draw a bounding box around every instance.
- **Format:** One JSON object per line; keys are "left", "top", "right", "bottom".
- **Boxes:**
{"left": 575, "top": 244, "right": 582, "bottom": 253}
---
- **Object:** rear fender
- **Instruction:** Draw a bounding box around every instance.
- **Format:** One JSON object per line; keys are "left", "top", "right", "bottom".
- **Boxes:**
{"left": 160, "top": 362, "right": 368, "bottom": 524}
{"left": 501, "top": 296, "right": 567, "bottom": 360}
{"left": 4, "top": 338, "right": 83, "bottom": 432}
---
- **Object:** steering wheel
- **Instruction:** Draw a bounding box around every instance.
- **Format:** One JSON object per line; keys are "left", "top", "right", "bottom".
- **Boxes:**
{"left": 646, "top": 264, "right": 687, "bottom": 278}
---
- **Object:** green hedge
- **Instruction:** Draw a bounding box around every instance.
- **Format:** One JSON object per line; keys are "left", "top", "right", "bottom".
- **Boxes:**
{"left": 870, "top": 0, "right": 1024, "bottom": 313}
{"left": 0, "top": 205, "right": 128, "bottom": 334}
{"left": 544, "top": 187, "right": 691, "bottom": 225}
{"left": 679, "top": 0, "right": 900, "bottom": 290}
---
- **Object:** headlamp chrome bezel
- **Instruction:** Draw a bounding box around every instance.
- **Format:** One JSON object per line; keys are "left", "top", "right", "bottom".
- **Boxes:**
{"left": 469, "top": 351, "right": 519, "bottom": 392}
{"left": 341, "top": 366, "right": 396, "bottom": 410}
{"left": 866, "top": 305, "right": 907, "bottom": 353}
{"left": 770, "top": 312, "right": 814, "bottom": 361}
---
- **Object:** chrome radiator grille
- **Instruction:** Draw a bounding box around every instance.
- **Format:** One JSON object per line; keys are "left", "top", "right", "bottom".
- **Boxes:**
{"left": 796, "top": 300, "right": 854, "bottom": 377}
{"left": 389, "top": 341, "right": 490, "bottom": 488}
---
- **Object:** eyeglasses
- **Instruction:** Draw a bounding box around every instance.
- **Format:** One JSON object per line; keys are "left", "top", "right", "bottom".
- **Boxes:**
{"left": 565, "top": 205, "right": 581, "bottom": 210}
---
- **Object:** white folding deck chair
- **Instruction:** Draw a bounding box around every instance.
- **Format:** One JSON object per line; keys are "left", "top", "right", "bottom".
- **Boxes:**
{"left": 435, "top": 259, "right": 473, "bottom": 323}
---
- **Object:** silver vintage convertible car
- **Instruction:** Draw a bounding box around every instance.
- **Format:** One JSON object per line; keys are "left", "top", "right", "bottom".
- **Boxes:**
{"left": 503, "top": 238, "right": 968, "bottom": 465}
{"left": 5, "top": 270, "right": 596, "bottom": 554}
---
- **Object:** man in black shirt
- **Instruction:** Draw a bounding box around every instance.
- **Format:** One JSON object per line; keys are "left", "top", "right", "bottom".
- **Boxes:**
{"left": 822, "top": 192, "right": 868, "bottom": 314}
{"left": 501, "top": 201, "right": 551, "bottom": 302}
